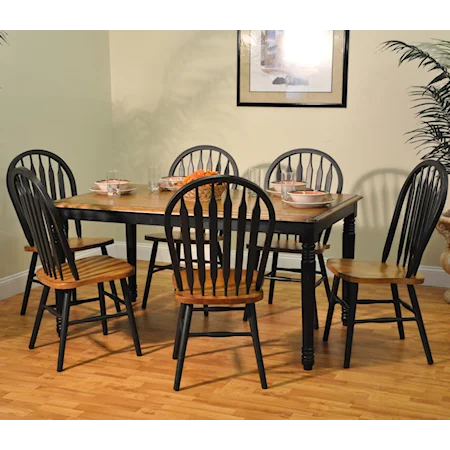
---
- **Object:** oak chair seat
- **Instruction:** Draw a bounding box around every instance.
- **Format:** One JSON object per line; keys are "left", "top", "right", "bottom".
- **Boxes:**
{"left": 327, "top": 259, "right": 424, "bottom": 285}
{"left": 25, "top": 237, "right": 114, "bottom": 253}
{"left": 145, "top": 230, "right": 223, "bottom": 244}
{"left": 173, "top": 269, "right": 263, "bottom": 304}
{"left": 37, "top": 255, "right": 135, "bottom": 290}
{"left": 256, "top": 236, "right": 330, "bottom": 254}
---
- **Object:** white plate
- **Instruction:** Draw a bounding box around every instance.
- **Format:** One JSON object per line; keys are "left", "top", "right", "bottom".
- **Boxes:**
{"left": 282, "top": 198, "right": 332, "bottom": 208}
{"left": 266, "top": 187, "right": 281, "bottom": 197}
{"left": 89, "top": 186, "right": 137, "bottom": 195}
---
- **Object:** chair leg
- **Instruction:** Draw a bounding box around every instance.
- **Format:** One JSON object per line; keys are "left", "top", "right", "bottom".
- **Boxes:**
{"left": 268, "top": 253, "right": 278, "bottom": 305}
{"left": 318, "top": 253, "right": 331, "bottom": 299}
{"left": 323, "top": 276, "right": 340, "bottom": 342}
{"left": 29, "top": 285, "right": 50, "bottom": 349}
{"left": 314, "top": 298, "right": 319, "bottom": 330}
{"left": 21, "top": 252, "right": 38, "bottom": 315}
{"left": 142, "top": 241, "right": 159, "bottom": 309}
{"left": 57, "top": 290, "right": 71, "bottom": 372}
{"left": 120, "top": 279, "right": 142, "bottom": 356}
{"left": 246, "top": 303, "right": 268, "bottom": 389}
{"left": 391, "top": 284, "right": 405, "bottom": 340}
{"left": 408, "top": 285, "right": 433, "bottom": 364}
{"left": 173, "top": 303, "right": 186, "bottom": 360}
{"left": 101, "top": 245, "right": 119, "bottom": 308}
{"left": 174, "top": 304, "right": 193, "bottom": 391}
{"left": 98, "top": 282, "right": 108, "bottom": 336}
{"left": 343, "top": 282, "right": 359, "bottom": 369}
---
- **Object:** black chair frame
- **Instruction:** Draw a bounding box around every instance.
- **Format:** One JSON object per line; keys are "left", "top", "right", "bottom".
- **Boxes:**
{"left": 165, "top": 175, "right": 276, "bottom": 390}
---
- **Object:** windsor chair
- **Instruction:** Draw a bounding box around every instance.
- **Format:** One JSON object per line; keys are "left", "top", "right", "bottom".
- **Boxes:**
{"left": 142, "top": 145, "right": 239, "bottom": 310}
{"left": 166, "top": 175, "right": 275, "bottom": 390}
{"left": 257, "top": 148, "right": 343, "bottom": 328}
{"left": 324, "top": 160, "right": 448, "bottom": 368}
{"left": 9, "top": 167, "right": 142, "bottom": 372}
{"left": 7, "top": 150, "right": 117, "bottom": 315}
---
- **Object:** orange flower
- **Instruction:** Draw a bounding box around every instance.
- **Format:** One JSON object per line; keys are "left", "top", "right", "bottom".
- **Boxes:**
{"left": 179, "top": 169, "right": 219, "bottom": 186}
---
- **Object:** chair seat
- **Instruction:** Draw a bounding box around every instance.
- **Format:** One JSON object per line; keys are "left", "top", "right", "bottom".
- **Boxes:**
{"left": 145, "top": 230, "right": 223, "bottom": 244}
{"left": 37, "top": 255, "right": 134, "bottom": 290}
{"left": 327, "top": 259, "right": 424, "bottom": 285}
{"left": 25, "top": 237, "right": 114, "bottom": 253}
{"left": 173, "top": 269, "right": 263, "bottom": 305}
{"left": 255, "top": 236, "right": 330, "bottom": 254}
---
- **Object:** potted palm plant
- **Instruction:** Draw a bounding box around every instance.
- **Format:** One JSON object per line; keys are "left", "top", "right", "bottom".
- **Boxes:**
{"left": 383, "top": 39, "right": 450, "bottom": 301}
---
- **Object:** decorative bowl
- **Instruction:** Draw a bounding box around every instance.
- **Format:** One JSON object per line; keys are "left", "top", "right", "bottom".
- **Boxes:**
{"left": 95, "top": 179, "right": 130, "bottom": 191}
{"left": 288, "top": 190, "right": 329, "bottom": 204}
{"left": 271, "top": 180, "right": 306, "bottom": 192}
{"left": 159, "top": 176, "right": 184, "bottom": 191}
{"left": 184, "top": 183, "right": 227, "bottom": 202}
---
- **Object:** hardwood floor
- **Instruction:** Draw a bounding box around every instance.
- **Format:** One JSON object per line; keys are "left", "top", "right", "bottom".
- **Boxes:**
{"left": 1, "top": 260, "right": 450, "bottom": 419}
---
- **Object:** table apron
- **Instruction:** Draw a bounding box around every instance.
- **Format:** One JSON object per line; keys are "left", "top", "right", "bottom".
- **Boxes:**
{"left": 58, "top": 202, "right": 357, "bottom": 238}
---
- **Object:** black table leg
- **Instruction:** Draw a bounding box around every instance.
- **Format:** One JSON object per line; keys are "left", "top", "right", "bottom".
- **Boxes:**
{"left": 301, "top": 241, "right": 316, "bottom": 370}
{"left": 126, "top": 224, "right": 137, "bottom": 302}
{"left": 342, "top": 214, "right": 356, "bottom": 325}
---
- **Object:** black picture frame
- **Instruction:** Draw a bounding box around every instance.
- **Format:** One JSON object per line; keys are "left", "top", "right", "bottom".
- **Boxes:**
{"left": 237, "top": 30, "right": 350, "bottom": 108}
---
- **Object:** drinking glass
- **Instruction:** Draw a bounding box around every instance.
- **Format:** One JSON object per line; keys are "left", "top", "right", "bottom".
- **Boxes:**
{"left": 106, "top": 169, "right": 121, "bottom": 198}
{"left": 281, "top": 171, "right": 295, "bottom": 200}
{"left": 148, "top": 166, "right": 161, "bottom": 192}
{"left": 248, "top": 168, "right": 262, "bottom": 196}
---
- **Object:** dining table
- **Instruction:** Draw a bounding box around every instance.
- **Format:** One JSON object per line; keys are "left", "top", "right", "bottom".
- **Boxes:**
{"left": 55, "top": 185, "right": 362, "bottom": 371}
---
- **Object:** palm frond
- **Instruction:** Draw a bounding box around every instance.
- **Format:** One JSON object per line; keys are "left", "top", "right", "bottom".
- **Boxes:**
{"left": 0, "top": 31, "right": 8, "bottom": 45}
{"left": 383, "top": 39, "right": 450, "bottom": 172}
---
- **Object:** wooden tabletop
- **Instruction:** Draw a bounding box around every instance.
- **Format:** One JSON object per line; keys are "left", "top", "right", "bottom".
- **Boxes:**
{"left": 55, "top": 185, "right": 362, "bottom": 224}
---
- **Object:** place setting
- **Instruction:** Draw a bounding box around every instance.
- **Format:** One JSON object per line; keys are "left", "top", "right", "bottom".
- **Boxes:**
{"left": 266, "top": 171, "right": 333, "bottom": 208}
{"left": 90, "top": 169, "right": 137, "bottom": 196}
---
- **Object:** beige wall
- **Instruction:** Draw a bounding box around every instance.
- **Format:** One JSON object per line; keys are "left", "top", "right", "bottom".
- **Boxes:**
{"left": 109, "top": 30, "right": 450, "bottom": 266}
{"left": 0, "top": 30, "right": 117, "bottom": 278}
{"left": 2, "top": 30, "right": 449, "bottom": 279}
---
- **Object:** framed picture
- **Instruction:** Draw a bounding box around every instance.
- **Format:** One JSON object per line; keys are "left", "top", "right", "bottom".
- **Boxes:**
{"left": 237, "top": 30, "right": 350, "bottom": 108}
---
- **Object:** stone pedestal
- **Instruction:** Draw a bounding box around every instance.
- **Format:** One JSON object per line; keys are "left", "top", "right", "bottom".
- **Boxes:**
{"left": 436, "top": 210, "right": 450, "bottom": 303}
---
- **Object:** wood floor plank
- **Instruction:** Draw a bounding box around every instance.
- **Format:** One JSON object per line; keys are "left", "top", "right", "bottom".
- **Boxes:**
{"left": 0, "top": 260, "right": 449, "bottom": 419}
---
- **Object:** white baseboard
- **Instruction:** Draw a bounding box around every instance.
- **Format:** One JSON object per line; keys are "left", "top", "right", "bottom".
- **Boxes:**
{"left": 111, "top": 241, "right": 450, "bottom": 289}
{"left": 0, "top": 247, "right": 102, "bottom": 301}
{"left": 1, "top": 241, "right": 449, "bottom": 301}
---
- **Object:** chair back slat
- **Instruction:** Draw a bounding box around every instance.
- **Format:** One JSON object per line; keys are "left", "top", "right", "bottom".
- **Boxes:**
{"left": 382, "top": 160, "right": 447, "bottom": 277}
{"left": 315, "top": 157, "right": 324, "bottom": 191}
{"left": 264, "top": 148, "right": 344, "bottom": 245}
{"left": 180, "top": 197, "right": 195, "bottom": 294}
{"left": 207, "top": 150, "right": 213, "bottom": 171}
{"left": 169, "top": 145, "right": 239, "bottom": 178}
{"left": 194, "top": 189, "right": 206, "bottom": 295}
{"left": 197, "top": 150, "right": 204, "bottom": 170}
{"left": 276, "top": 163, "right": 282, "bottom": 182}
{"left": 38, "top": 155, "right": 47, "bottom": 192}
{"left": 222, "top": 184, "right": 233, "bottom": 295}
{"left": 208, "top": 186, "right": 219, "bottom": 295}
{"left": 7, "top": 150, "right": 82, "bottom": 246}
{"left": 324, "top": 164, "right": 333, "bottom": 192}
{"left": 215, "top": 153, "right": 222, "bottom": 173}
{"left": 179, "top": 159, "right": 186, "bottom": 177}
{"left": 296, "top": 154, "right": 303, "bottom": 184}
{"left": 10, "top": 167, "right": 79, "bottom": 281}
{"left": 48, "top": 159, "right": 57, "bottom": 200}
{"left": 286, "top": 156, "right": 293, "bottom": 173}
{"left": 165, "top": 176, "right": 275, "bottom": 300}
{"left": 188, "top": 153, "right": 195, "bottom": 175}
{"left": 234, "top": 186, "right": 248, "bottom": 295}
{"left": 246, "top": 195, "right": 261, "bottom": 294}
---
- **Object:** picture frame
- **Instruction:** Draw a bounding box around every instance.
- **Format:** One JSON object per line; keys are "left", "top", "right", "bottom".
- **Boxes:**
{"left": 237, "top": 30, "right": 350, "bottom": 108}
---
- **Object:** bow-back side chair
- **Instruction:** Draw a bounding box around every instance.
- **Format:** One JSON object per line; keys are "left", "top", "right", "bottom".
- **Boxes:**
{"left": 324, "top": 160, "right": 448, "bottom": 368}
{"left": 166, "top": 175, "right": 276, "bottom": 390}
{"left": 7, "top": 149, "right": 118, "bottom": 315}
{"left": 258, "top": 148, "right": 344, "bottom": 328}
{"left": 142, "top": 145, "right": 240, "bottom": 310}
{"left": 10, "top": 167, "right": 142, "bottom": 372}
